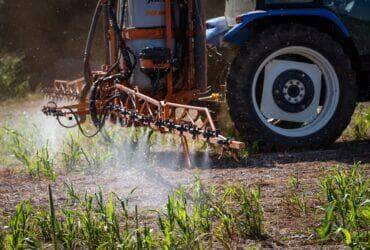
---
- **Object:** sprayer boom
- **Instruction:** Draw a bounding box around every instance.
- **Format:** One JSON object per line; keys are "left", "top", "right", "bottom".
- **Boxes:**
{"left": 43, "top": 75, "right": 245, "bottom": 154}
{"left": 42, "top": 0, "right": 245, "bottom": 165}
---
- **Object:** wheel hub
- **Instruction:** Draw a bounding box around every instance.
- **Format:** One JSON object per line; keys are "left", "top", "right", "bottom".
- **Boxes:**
{"left": 283, "top": 80, "right": 305, "bottom": 103}
{"left": 261, "top": 59, "right": 322, "bottom": 123}
{"left": 272, "top": 69, "right": 315, "bottom": 113}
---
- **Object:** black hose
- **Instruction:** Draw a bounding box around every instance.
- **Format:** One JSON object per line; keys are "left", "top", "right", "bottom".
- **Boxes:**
{"left": 83, "top": 0, "right": 139, "bottom": 135}
{"left": 89, "top": 74, "right": 129, "bottom": 130}
{"left": 81, "top": 0, "right": 103, "bottom": 101}
{"left": 102, "top": 3, "right": 111, "bottom": 66}
{"left": 107, "top": 0, "right": 134, "bottom": 78}
{"left": 89, "top": 79, "right": 105, "bottom": 128}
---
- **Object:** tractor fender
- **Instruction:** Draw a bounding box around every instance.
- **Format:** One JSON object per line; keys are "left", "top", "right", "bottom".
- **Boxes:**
{"left": 224, "top": 8, "right": 350, "bottom": 46}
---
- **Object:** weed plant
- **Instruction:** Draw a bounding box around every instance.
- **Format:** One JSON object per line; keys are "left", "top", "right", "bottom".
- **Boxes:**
{"left": 316, "top": 163, "right": 369, "bottom": 248}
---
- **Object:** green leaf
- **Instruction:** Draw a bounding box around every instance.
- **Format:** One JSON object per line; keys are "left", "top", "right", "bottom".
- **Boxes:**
{"left": 336, "top": 228, "right": 352, "bottom": 246}
{"left": 360, "top": 206, "right": 370, "bottom": 220}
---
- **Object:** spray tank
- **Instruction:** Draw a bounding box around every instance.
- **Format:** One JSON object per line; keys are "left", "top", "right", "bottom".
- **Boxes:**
{"left": 120, "top": 0, "right": 179, "bottom": 91}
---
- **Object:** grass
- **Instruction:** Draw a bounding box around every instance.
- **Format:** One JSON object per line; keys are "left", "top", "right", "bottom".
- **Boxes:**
{"left": 316, "top": 163, "right": 370, "bottom": 248}
{"left": 0, "top": 180, "right": 266, "bottom": 249}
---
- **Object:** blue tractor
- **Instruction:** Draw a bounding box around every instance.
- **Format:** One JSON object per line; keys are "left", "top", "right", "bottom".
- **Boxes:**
{"left": 207, "top": 0, "right": 370, "bottom": 149}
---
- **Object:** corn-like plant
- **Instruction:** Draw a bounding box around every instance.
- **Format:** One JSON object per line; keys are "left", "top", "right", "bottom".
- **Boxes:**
{"left": 283, "top": 176, "right": 309, "bottom": 217}
{"left": 4, "top": 128, "right": 56, "bottom": 181}
{"left": 3, "top": 202, "right": 39, "bottom": 249}
{"left": 316, "top": 163, "right": 370, "bottom": 248}
{"left": 61, "top": 133, "right": 84, "bottom": 172}
{"left": 0, "top": 127, "right": 6, "bottom": 155}
{"left": 158, "top": 190, "right": 201, "bottom": 249}
{"left": 31, "top": 144, "right": 56, "bottom": 181}
{"left": 212, "top": 184, "right": 265, "bottom": 248}
{"left": 156, "top": 178, "right": 220, "bottom": 249}
{"left": 1, "top": 180, "right": 267, "bottom": 248}
{"left": 64, "top": 182, "right": 80, "bottom": 206}
{"left": 60, "top": 208, "right": 78, "bottom": 249}
{"left": 7, "top": 128, "right": 32, "bottom": 168}
{"left": 79, "top": 137, "right": 112, "bottom": 173}
{"left": 81, "top": 148, "right": 111, "bottom": 172}
{"left": 34, "top": 208, "right": 52, "bottom": 243}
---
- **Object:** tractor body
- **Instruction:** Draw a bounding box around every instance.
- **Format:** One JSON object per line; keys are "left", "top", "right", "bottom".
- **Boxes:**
{"left": 207, "top": 0, "right": 370, "bottom": 148}
{"left": 224, "top": 0, "right": 370, "bottom": 76}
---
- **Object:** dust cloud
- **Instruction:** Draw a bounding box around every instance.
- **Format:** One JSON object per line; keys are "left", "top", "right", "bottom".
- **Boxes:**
{"left": 0, "top": 98, "right": 212, "bottom": 208}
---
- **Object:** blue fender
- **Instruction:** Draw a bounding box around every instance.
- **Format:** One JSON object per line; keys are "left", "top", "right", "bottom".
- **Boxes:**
{"left": 224, "top": 8, "right": 350, "bottom": 46}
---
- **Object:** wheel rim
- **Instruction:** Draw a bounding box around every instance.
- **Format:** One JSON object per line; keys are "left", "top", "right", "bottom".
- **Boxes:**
{"left": 252, "top": 46, "right": 340, "bottom": 138}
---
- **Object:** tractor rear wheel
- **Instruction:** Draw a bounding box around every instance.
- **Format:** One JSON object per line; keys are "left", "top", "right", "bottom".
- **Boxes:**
{"left": 227, "top": 24, "right": 357, "bottom": 149}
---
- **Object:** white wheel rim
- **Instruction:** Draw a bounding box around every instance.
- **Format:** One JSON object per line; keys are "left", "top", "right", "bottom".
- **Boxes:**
{"left": 252, "top": 46, "right": 340, "bottom": 138}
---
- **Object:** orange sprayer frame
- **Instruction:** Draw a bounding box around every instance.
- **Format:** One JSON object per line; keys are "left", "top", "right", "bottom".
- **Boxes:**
{"left": 43, "top": 0, "right": 245, "bottom": 164}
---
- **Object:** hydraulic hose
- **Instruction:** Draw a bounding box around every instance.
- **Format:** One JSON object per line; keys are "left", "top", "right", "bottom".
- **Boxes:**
{"left": 102, "top": 3, "right": 111, "bottom": 66}
{"left": 86, "top": 0, "right": 136, "bottom": 131}
{"left": 89, "top": 74, "right": 130, "bottom": 129}
{"left": 89, "top": 79, "right": 104, "bottom": 128}
{"left": 81, "top": 0, "right": 103, "bottom": 101}
{"left": 107, "top": 0, "right": 135, "bottom": 78}
{"left": 82, "top": 0, "right": 134, "bottom": 100}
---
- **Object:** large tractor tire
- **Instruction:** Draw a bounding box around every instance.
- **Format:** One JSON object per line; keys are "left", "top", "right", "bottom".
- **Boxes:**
{"left": 227, "top": 24, "right": 357, "bottom": 149}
